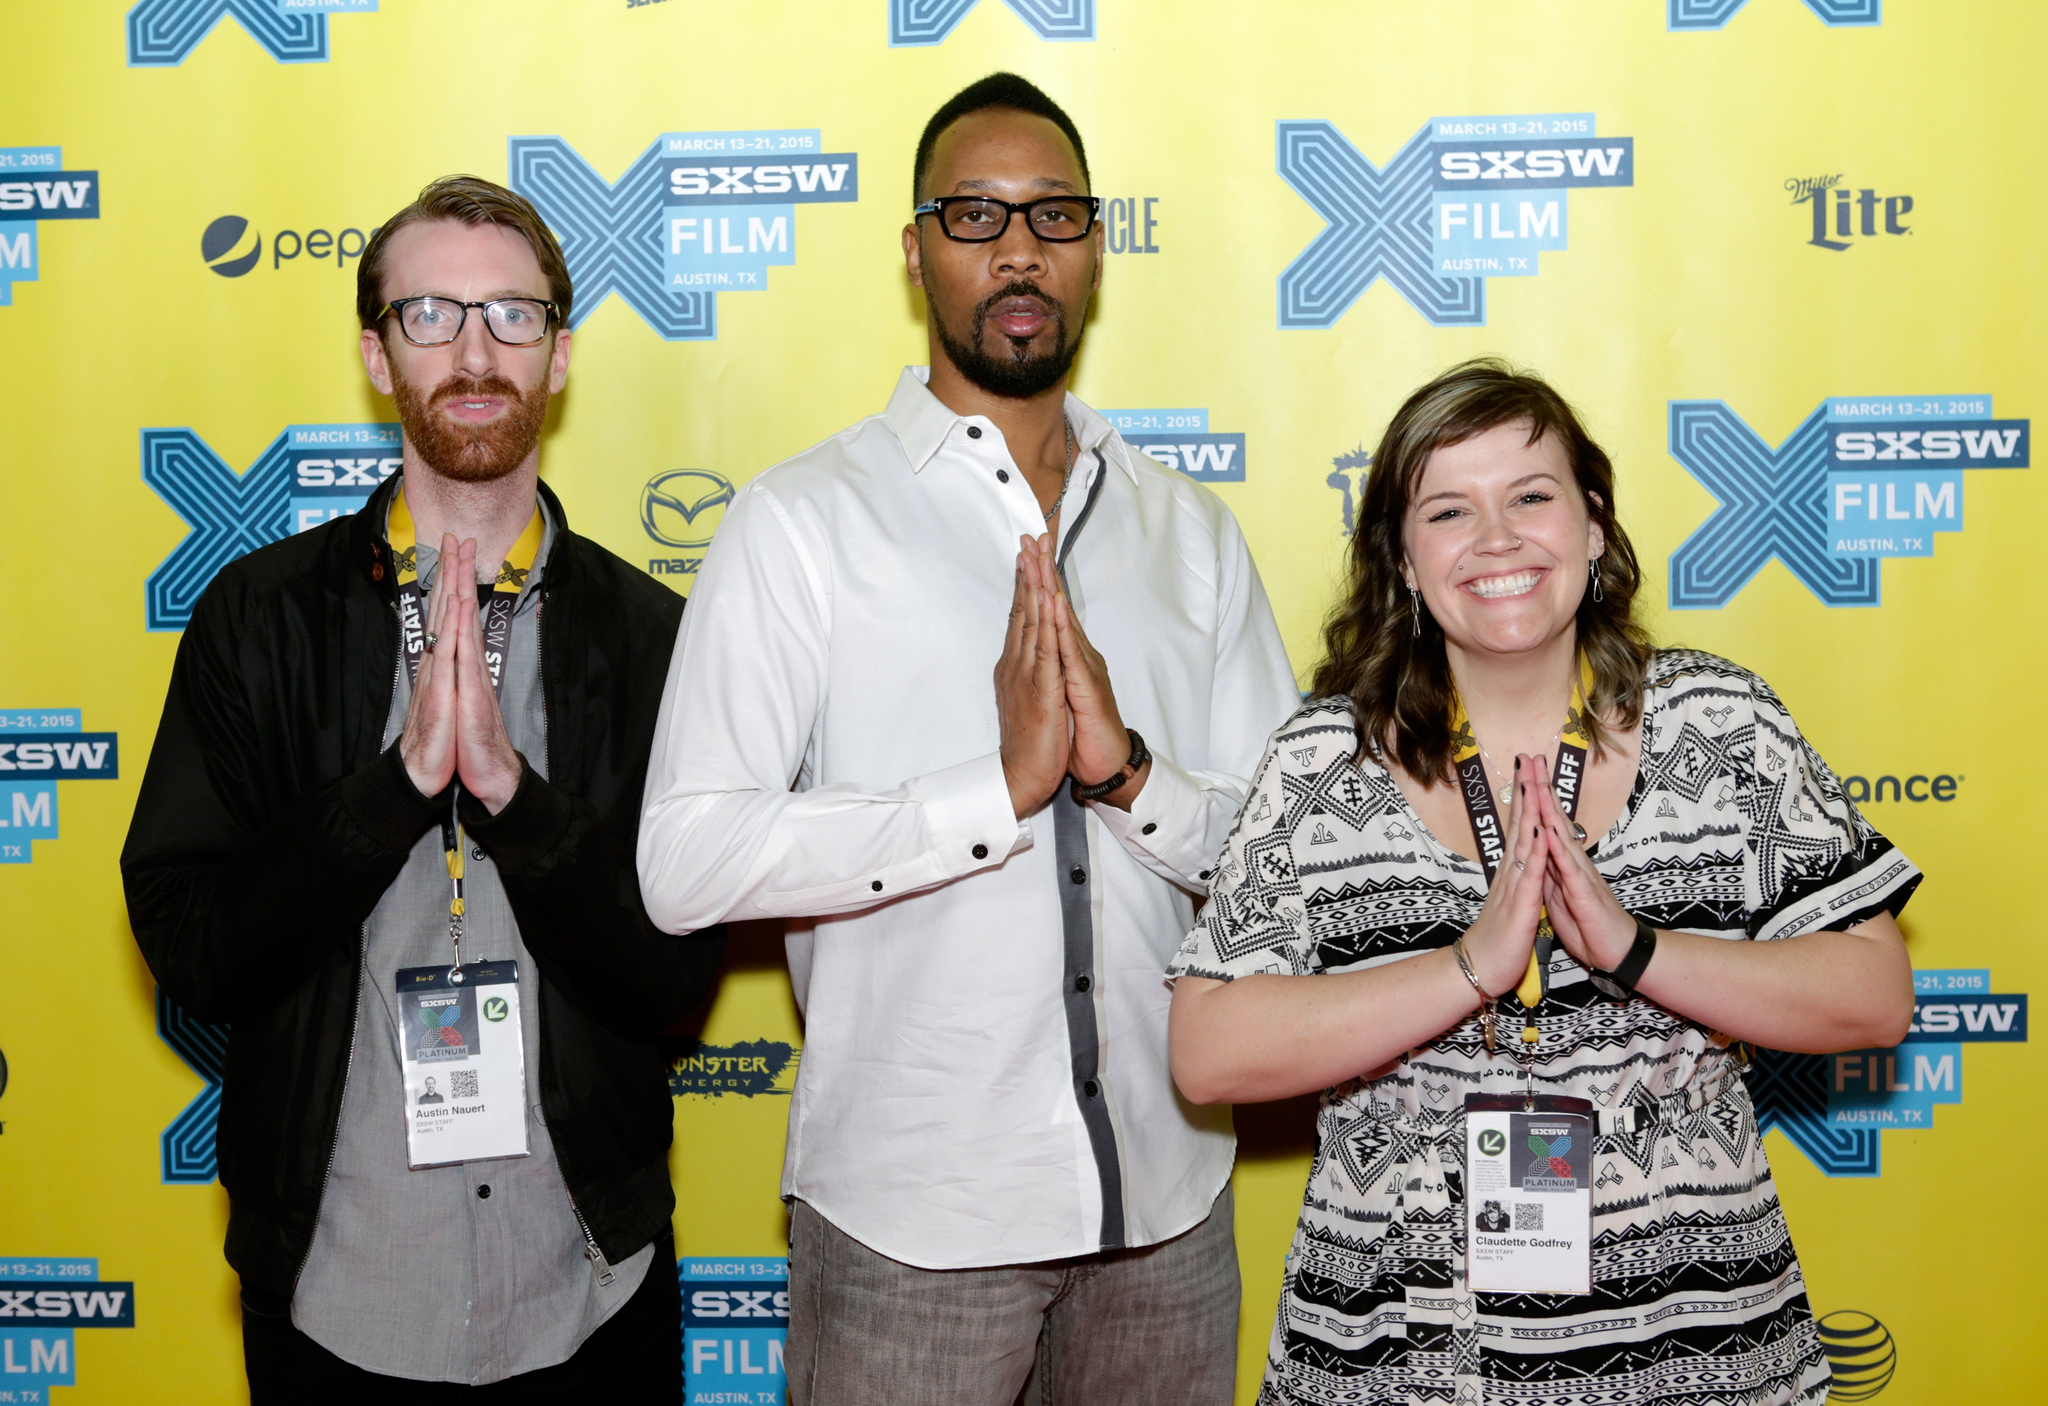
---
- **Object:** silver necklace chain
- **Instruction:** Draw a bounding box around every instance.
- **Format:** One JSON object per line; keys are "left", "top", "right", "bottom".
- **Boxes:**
{"left": 1042, "top": 417, "right": 1076, "bottom": 524}
{"left": 1474, "top": 727, "right": 1562, "bottom": 806}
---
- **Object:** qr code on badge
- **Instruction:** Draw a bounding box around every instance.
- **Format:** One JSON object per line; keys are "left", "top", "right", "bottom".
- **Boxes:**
{"left": 1514, "top": 1202, "right": 1544, "bottom": 1231}
{"left": 450, "top": 1069, "right": 479, "bottom": 1099}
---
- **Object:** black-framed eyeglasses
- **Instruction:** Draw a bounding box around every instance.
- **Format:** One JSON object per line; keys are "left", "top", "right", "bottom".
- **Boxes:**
{"left": 913, "top": 196, "right": 1101, "bottom": 243}
{"left": 377, "top": 296, "right": 561, "bottom": 347}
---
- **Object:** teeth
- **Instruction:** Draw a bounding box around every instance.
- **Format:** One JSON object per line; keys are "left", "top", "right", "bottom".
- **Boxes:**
{"left": 1467, "top": 570, "right": 1542, "bottom": 599}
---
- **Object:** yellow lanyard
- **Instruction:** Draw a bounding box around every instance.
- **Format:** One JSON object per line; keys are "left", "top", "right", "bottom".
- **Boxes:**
{"left": 1449, "top": 657, "right": 1595, "bottom": 1041}
{"left": 385, "top": 485, "right": 543, "bottom": 979}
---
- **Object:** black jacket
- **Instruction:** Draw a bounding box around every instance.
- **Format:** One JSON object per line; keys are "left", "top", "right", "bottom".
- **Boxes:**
{"left": 121, "top": 476, "right": 723, "bottom": 1298}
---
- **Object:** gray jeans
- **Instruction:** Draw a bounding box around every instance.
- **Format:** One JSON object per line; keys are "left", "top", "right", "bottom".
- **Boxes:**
{"left": 786, "top": 1186, "right": 1239, "bottom": 1406}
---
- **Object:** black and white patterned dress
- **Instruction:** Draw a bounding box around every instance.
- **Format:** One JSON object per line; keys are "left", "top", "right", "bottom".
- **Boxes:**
{"left": 1168, "top": 651, "right": 1920, "bottom": 1406}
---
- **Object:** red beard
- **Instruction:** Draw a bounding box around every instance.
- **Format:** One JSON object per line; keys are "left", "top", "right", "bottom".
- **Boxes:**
{"left": 391, "top": 369, "right": 551, "bottom": 483}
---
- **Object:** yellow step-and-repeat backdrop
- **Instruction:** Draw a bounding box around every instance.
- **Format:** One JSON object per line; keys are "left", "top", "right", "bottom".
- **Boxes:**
{"left": 2, "top": 1, "right": 2041, "bottom": 1401}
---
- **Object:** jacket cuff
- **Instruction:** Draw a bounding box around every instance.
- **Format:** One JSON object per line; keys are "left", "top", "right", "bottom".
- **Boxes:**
{"left": 460, "top": 755, "right": 573, "bottom": 871}
{"left": 340, "top": 744, "right": 445, "bottom": 856}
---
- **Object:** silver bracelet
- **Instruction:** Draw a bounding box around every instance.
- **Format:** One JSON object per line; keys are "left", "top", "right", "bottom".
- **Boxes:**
{"left": 1452, "top": 935, "right": 1497, "bottom": 1054}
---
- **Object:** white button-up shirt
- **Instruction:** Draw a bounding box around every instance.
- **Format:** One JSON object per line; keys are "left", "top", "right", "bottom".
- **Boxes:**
{"left": 637, "top": 367, "right": 1297, "bottom": 1269}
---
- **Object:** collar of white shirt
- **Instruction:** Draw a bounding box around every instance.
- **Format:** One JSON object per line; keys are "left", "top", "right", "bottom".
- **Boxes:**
{"left": 885, "top": 365, "right": 1140, "bottom": 486}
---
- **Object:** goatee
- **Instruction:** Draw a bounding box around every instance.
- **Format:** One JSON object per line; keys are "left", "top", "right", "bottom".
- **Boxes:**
{"left": 391, "top": 369, "right": 551, "bottom": 484}
{"left": 933, "top": 279, "right": 1083, "bottom": 399}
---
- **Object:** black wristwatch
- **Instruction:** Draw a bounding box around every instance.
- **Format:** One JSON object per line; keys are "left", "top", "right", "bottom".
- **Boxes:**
{"left": 1070, "top": 728, "right": 1149, "bottom": 803}
{"left": 1587, "top": 915, "right": 1658, "bottom": 1000}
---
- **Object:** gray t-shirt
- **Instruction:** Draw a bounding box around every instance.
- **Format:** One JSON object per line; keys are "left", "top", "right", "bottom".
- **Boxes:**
{"left": 292, "top": 505, "right": 654, "bottom": 1383}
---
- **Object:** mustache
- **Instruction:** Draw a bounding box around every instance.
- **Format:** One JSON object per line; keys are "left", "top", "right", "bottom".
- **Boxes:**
{"left": 428, "top": 372, "right": 525, "bottom": 406}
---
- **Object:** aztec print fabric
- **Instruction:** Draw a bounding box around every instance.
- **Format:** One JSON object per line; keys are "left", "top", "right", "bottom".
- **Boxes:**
{"left": 1168, "top": 651, "right": 1920, "bottom": 1406}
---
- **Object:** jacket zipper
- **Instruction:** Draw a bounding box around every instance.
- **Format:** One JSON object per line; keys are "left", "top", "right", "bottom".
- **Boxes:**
{"left": 291, "top": 927, "right": 369, "bottom": 1297}
{"left": 531, "top": 594, "right": 605, "bottom": 1281}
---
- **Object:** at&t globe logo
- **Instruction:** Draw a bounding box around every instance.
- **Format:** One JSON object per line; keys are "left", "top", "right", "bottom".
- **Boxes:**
{"left": 642, "top": 469, "right": 735, "bottom": 581}
{"left": 1818, "top": 1310, "right": 1896, "bottom": 1400}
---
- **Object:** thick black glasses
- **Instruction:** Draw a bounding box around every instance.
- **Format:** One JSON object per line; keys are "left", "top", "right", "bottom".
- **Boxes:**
{"left": 913, "top": 196, "right": 1101, "bottom": 243}
{"left": 378, "top": 296, "right": 561, "bottom": 347}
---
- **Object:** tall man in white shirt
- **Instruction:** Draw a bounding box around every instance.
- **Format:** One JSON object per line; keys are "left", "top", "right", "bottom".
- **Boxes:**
{"left": 637, "top": 73, "right": 1297, "bottom": 1404}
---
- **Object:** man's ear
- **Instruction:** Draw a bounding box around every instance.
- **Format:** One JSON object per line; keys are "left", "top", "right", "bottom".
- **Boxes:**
{"left": 547, "top": 328, "right": 572, "bottom": 394}
{"left": 902, "top": 222, "right": 926, "bottom": 289}
{"left": 361, "top": 327, "right": 394, "bottom": 396}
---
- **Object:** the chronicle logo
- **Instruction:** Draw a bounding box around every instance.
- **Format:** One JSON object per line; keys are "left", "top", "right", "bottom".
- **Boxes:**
{"left": 510, "top": 128, "right": 857, "bottom": 343}
{"left": 1668, "top": 0, "right": 1877, "bottom": 29}
{"left": 1785, "top": 175, "right": 1912, "bottom": 252}
{"left": 1, "top": 148, "right": 100, "bottom": 308}
{"left": 0, "top": 709, "right": 119, "bottom": 866}
{"left": 1278, "top": 113, "right": 1633, "bottom": 329}
{"left": 127, "top": 0, "right": 378, "bottom": 67}
{"left": 1102, "top": 410, "right": 1246, "bottom": 484}
{"left": 643, "top": 469, "right": 736, "bottom": 580}
{"left": 889, "top": 0, "right": 1093, "bottom": 46}
{"left": 1750, "top": 967, "right": 2025, "bottom": 1177}
{"left": 201, "top": 214, "right": 375, "bottom": 277}
{"left": 1668, "top": 395, "right": 2028, "bottom": 609}
{"left": 141, "top": 422, "right": 397, "bottom": 630}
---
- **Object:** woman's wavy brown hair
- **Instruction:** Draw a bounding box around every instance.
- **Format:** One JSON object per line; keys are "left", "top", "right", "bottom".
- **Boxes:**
{"left": 1311, "top": 358, "right": 1654, "bottom": 784}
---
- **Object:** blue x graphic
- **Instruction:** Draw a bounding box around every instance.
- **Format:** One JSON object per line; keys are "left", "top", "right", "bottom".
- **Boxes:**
{"left": 159, "top": 988, "right": 230, "bottom": 1184}
{"left": 1276, "top": 122, "right": 1483, "bottom": 330}
{"left": 127, "top": 0, "right": 327, "bottom": 65}
{"left": 1668, "top": 0, "right": 1878, "bottom": 30}
{"left": 142, "top": 429, "right": 292, "bottom": 631}
{"left": 1747, "top": 1047, "right": 1880, "bottom": 1176}
{"left": 1667, "top": 401, "right": 1879, "bottom": 609}
{"left": 889, "top": 0, "right": 1094, "bottom": 45}
{"left": 508, "top": 137, "right": 715, "bottom": 342}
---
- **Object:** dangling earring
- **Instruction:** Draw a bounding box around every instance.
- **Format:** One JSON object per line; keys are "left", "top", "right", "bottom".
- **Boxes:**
{"left": 1589, "top": 557, "right": 1604, "bottom": 603}
{"left": 1409, "top": 585, "right": 1423, "bottom": 638}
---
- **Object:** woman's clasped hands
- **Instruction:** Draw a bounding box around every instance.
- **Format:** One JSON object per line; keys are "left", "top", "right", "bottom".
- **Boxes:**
{"left": 1460, "top": 753, "right": 1638, "bottom": 998}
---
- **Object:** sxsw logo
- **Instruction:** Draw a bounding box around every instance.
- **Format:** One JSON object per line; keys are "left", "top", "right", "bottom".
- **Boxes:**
{"left": 1750, "top": 968, "right": 2026, "bottom": 1177}
{"left": 510, "top": 128, "right": 858, "bottom": 342}
{"left": 1, "top": 148, "right": 101, "bottom": 308}
{"left": 1102, "top": 410, "right": 1245, "bottom": 484}
{"left": 1785, "top": 174, "right": 1913, "bottom": 252}
{"left": 140, "top": 422, "right": 394, "bottom": 631}
{"left": 683, "top": 1258, "right": 787, "bottom": 1395}
{"left": 889, "top": 0, "right": 1093, "bottom": 46}
{"left": 0, "top": 710, "right": 119, "bottom": 866}
{"left": 127, "top": 0, "right": 377, "bottom": 67}
{"left": 1278, "top": 113, "right": 1633, "bottom": 329}
{"left": 0, "top": 1259, "right": 136, "bottom": 1399}
{"left": 1668, "top": 395, "right": 2028, "bottom": 609}
{"left": 1669, "top": 0, "right": 1877, "bottom": 29}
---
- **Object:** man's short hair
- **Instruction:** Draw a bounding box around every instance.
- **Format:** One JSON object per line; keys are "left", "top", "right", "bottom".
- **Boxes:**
{"left": 355, "top": 175, "right": 573, "bottom": 332}
{"left": 912, "top": 72, "right": 1090, "bottom": 203}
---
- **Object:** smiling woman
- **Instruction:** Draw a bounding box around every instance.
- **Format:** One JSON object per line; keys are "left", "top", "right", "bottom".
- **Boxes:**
{"left": 1166, "top": 360, "right": 1922, "bottom": 1406}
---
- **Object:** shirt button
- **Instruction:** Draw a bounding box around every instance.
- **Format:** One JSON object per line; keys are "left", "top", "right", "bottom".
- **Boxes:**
{"left": 471, "top": 846, "right": 486, "bottom": 862}
{"left": 1199, "top": 869, "right": 1213, "bottom": 880}
{"left": 1069, "top": 866, "right": 1087, "bottom": 885}
{"left": 871, "top": 880, "right": 884, "bottom": 892}
{"left": 1141, "top": 822, "right": 1157, "bottom": 835}
{"left": 996, "top": 469, "right": 1010, "bottom": 483}
{"left": 1075, "top": 974, "right": 1092, "bottom": 993}
{"left": 477, "top": 1184, "right": 492, "bottom": 1200}
{"left": 972, "top": 843, "right": 988, "bottom": 860}
{"left": 1083, "top": 1080, "right": 1099, "bottom": 1098}
{"left": 967, "top": 425, "right": 982, "bottom": 439}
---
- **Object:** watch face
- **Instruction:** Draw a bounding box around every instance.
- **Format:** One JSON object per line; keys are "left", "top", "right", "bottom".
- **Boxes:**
{"left": 1587, "top": 972, "right": 1629, "bottom": 1001}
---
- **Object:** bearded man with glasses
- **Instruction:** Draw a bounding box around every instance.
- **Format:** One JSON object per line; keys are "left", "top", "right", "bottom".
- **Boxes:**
{"left": 124, "top": 176, "right": 723, "bottom": 1402}
{"left": 637, "top": 73, "right": 1296, "bottom": 1404}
